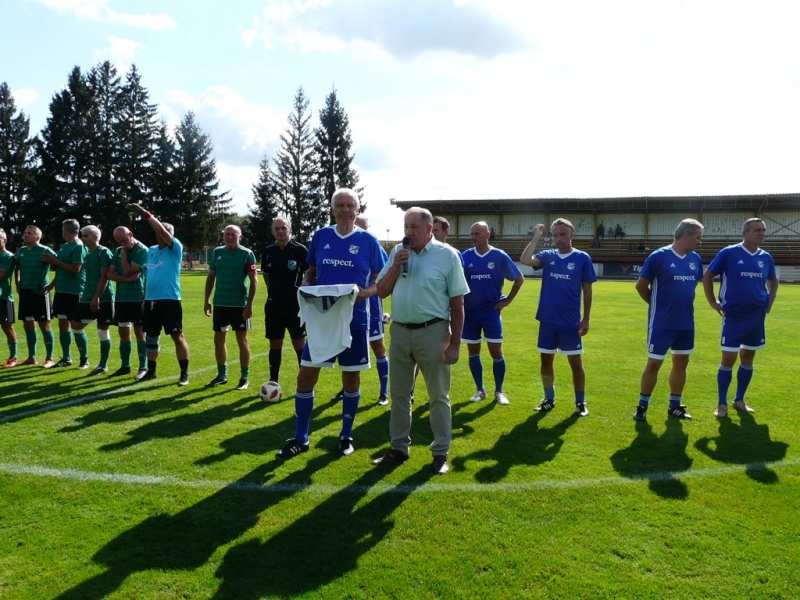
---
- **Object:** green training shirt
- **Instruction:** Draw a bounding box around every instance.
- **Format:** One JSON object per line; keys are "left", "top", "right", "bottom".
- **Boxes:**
{"left": 0, "top": 250, "right": 15, "bottom": 301}
{"left": 81, "top": 246, "right": 114, "bottom": 303}
{"left": 210, "top": 244, "right": 257, "bottom": 307}
{"left": 54, "top": 238, "right": 87, "bottom": 295}
{"left": 111, "top": 241, "right": 148, "bottom": 302}
{"left": 16, "top": 244, "right": 56, "bottom": 293}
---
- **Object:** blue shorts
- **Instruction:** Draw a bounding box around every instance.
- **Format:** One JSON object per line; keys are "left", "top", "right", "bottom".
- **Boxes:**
{"left": 462, "top": 309, "right": 503, "bottom": 344}
{"left": 300, "top": 328, "right": 370, "bottom": 371}
{"left": 368, "top": 311, "right": 384, "bottom": 341}
{"left": 537, "top": 322, "right": 583, "bottom": 355}
{"left": 647, "top": 328, "right": 694, "bottom": 360}
{"left": 721, "top": 314, "right": 766, "bottom": 352}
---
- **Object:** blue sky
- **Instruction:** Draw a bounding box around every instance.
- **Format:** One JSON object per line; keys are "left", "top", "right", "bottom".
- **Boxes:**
{"left": 3, "top": 0, "right": 800, "bottom": 239}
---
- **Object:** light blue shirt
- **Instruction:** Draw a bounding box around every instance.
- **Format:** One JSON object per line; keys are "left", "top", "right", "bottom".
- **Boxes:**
{"left": 144, "top": 237, "right": 183, "bottom": 301}
{"left": 378, "top": 237, "right": 469, "bottom": 323}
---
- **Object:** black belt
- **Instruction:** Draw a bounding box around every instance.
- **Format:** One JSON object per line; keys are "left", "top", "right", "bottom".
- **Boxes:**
{"left": 395, "top": 317, "right": 446, "bottom": 330}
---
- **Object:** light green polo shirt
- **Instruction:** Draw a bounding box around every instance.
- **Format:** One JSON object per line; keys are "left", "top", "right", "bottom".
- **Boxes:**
{"left": 378, "top": 238, "right": 469, "bottom": 323}
{"left": 16, "top": 244, "right": 56, "bottom": 293}
{"left": 54, "top": 238, "right": 87, "bottom": 295}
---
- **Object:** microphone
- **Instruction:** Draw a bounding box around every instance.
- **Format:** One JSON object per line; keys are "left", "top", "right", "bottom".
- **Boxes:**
{"left": 401, "top": 236, "right": 410, "bottom": 277}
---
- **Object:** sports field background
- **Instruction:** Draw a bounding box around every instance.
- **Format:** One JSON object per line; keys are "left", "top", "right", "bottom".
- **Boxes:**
{"left": 1, "top": 274, "right": 798, "bottom": 599}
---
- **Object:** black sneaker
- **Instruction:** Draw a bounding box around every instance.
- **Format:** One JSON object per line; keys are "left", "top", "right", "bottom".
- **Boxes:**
{"left": 88, "top": 366, "right": 108, "bottom": 376}
{"left": 138, "top": 370, "right": 157, "bottom": 382}
{"left": 338, "top": 436, "right": 355, "bottom": 456}
{"left": 206, "top": 376, "right": 228, "bottom": 387}
{"left": 667, "top": 404, "right": 692, "bottom": 419}
{"left": 276, "top": 438, "right": 309, "bottom": 459}
{"left": 633, "top": 406, "right": 647, "bottom": 421}
{"left": 575, "top": 403, "right": 589, "bottom": 417}
{"left": 54, "top": 358, "right": 73, "bottom": 368}
{"left": 178, "top": 371, "right": 189, "bottom": 386}
{"left": 377, "top": 393, "right": 389, "bottom": 406}
{"left": 534, "top": 399, "right": 555, "bottom": 412}
{"left": 235, "top": 378, "right": 249, "bottom": 390}
{"left": 77, "top": 358, "right": 90, "bottom": 370}
{"left": 110, "top": 366, "right": 132, "bottom": 377}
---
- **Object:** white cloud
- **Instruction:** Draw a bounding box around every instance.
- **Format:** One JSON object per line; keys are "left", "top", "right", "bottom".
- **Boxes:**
{"left": 12, "top": 88, "right": 39, "bottom": 110}
{"left": 94, "top": 36, "right": 143, "bottom": 74}
{"left": 35, "top": 0, "right": 176, "bottom": 30}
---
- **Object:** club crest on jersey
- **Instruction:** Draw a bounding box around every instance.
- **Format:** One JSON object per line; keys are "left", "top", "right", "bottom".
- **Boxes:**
{"left": 689, "top": 262, "right": 696, "bottom": 270}
{"left": 758, "top": 261, "right": 764, "bottom": 268}
{"left": 349, "top": 245, "right": 360, "bottom": 255}
{"left": 488, "top": 262, "right": 495, "bottom": 269}
{"left": 288, "top": 260, "right": 297, "bottom": 270}
{"left": 567, "top": 263, "right": 575, "bottom": 270}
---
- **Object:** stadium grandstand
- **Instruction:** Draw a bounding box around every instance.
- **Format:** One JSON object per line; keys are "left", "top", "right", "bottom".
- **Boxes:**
{"left": 390, "top": 193, "right": 800, "bottom": 280}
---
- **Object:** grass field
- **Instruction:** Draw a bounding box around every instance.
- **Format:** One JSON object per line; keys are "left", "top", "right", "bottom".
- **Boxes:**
{"left": 1, "top": 273, "right": 798, "bottom": 599}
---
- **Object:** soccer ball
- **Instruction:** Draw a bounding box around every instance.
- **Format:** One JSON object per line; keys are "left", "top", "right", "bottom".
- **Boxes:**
{"left": 259, "top": 381, "right": 282, "bottom": 403}
{"left": 382, "top": 312, "right": 391, "bottom": 323}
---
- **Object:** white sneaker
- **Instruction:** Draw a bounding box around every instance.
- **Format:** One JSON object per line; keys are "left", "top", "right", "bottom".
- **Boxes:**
{"left": 494, "top": 391, "right": 510, "bottom": 405}
{"left": 469, "top": 390, "right": 487, "bottom": 402}
{"left": 713, "top": 404, "right": 728, "bottom": 418}
{"left": 733, "top": 400, "right": 755, "bottom": 413}
{"left": 134, "top": 368, "right": 148, "bottom": 381}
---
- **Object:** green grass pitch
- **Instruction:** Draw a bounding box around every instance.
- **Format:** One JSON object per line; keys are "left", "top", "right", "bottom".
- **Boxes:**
{"left": 1, "top": 273, "right": 798, "bottom": 599}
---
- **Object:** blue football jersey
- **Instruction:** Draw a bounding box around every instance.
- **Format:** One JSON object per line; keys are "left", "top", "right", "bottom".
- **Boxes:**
{"left": 144, "top": 237, "right": 183, "bottom": 301}
{"left": 640, "top": 246, "right": 703, "bottom": 331}
{"left": 534, "top": 249, "right": 597, "bottom": 327}
{"left": 306, "top": 226, "right": 386, "bottom": 330}
{"left": 707, "top": 243, "right": 776, "bottom": 317}
{"left": 462, "top": 247, "right": 522, "bottom": 312}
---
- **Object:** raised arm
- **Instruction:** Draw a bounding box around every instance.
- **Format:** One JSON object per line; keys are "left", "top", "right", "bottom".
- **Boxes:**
{"left": 520, "top": 224, "right": 544, "bottom": 267}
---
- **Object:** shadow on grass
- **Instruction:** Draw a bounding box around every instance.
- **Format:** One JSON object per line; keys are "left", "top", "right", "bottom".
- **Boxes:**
{"left": 210, "top": 466, "right": 430, "bottom": 599}
{"left": 451, "top": 411, "right": 580, "bottom": 482}
{"left": 694, "top": 411, "right": 788, "bottom": 483}
{"left": 610, "top": 418, "right": 692, "bottom": 499}
{"left": 53, "top": 454, "right": 340, "bottom": 600}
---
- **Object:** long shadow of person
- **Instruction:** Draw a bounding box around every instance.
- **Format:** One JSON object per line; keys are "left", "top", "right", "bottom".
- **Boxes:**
{"left": 695, "top": 412, "right": 788, "bottom": 484}
{"left": 610, "top": 418, "right": 692, "bottom": 499}
{"left": 54, "top": 454, "right": 340, "bottom": 600}
{"left": 451, "top": 411, "right": 580, "bottom": 482}
{"left": 210, "top": 465, "right": 430, "bottom": 599}
{"left": 451, "top": 399, "right": 499, "bottom": 440}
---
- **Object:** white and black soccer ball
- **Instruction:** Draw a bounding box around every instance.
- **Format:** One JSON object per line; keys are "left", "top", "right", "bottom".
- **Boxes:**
{"left": 259, "top": 381, "right": 282, "bottom": 403}
{"left": 382, "top": 312, "right": 391, "bottom": 323}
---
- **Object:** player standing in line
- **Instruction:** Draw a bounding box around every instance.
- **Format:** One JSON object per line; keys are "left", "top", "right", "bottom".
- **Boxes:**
{"left": 204, "top": 225, "right": 258, "bottom": 390}
{"left": 126, "top": 203, "right": 191, "bottom": 386}
{"left": 15, "top": 225, "right": 56, "bottom": 366}
{"left": 41, "top": 219, "right": 86, "bottom": 368}
{"left": 462, "top": 221, "right": 524, "bottom": 405}
{"left": 261, "top": 217, "right": 308, "bottom": 385}
{"left": 633, "top": 219, "right": 705, "bottom": 421}
{"left": 69, "top": 226, "right": 114, "bottom": 376}
{"left": 333, "top": 216, "right": 390, "bottom": 405}
{"left": 520, "top": 220, "right": 597, "bottom": 416}
{"left": 276, "top": 188, "right": 386, "bottom": 459}
{"left": 107, "top": 226, "right": 149, "bottom": 378}
{"left": 703, "top": 218, "right": 779, "bottom": 417}
{"left": 0, "top": 229, "right": 18, "bottom": 367}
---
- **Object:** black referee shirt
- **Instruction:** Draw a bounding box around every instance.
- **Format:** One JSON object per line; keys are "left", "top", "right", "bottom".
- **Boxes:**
{"left": 260, "top": 239, "right": 308, "bottom": 302}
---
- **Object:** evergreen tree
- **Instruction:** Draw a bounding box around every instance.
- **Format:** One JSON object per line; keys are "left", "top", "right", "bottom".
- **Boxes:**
{"left": 166, "top": 111, "right": 231, "bottom": 253}
{"left": 274, "top": 87, "right": 324, "bottom": 244}
{"left": 0, "top": 82, "right": 34, "bottom": 245}
{"left": 247, "top": 155, "right": 282, "bottom": 254}
{"left": 314, "top": 87, "right": 365, "bottom": 213}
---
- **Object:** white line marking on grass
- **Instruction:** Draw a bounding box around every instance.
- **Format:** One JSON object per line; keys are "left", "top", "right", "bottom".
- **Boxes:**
{"left": 1, "top": 457, "right": 798, "bottom": 495}
{"left": 0, "top": 354, "right": 269, "bottom": 424}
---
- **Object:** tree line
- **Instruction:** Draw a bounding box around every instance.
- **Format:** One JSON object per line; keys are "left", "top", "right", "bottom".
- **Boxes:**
{"left": 0, "top": 61, "right": 362, "bottom": 256}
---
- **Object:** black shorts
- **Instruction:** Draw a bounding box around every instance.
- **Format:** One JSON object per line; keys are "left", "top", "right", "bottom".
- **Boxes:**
{"left": 0, "top": 298, "right": 15, "bottom": 325}
{"left": 213, "top": 306, "right": 251, "bottom": 332}
{"left": 114, "top": 301, "right": 144, "bottom": 328}
{"left": 75, "top": 302, "right": 114, "bottom": 327}
{"left": 265, "top": 299, "right": 305, "bottom": 340}
{"left": 18, "top": 289, "right": 51, "bottom": 322}
{"left": 52, "top": 292, "right": 81, "bottom": 321}
{"left": 143, "top": 299, "right": 183, "bottom": 336}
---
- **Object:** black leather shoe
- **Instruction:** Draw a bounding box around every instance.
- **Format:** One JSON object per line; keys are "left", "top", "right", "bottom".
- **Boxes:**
{"left": 432, "top": 454, "right": 449, "bottom": 475}
{"left": 372, "top": 449, "right": 409, "bottom": 466}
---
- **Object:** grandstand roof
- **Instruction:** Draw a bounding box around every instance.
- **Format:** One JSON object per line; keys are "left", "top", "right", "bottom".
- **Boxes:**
{"left": 390, "top": 193, "right": 800, "bottom": 214}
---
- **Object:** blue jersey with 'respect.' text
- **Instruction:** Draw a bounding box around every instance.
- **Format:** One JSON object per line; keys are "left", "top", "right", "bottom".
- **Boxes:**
{"left": 306, "top": 226, "right": 386, "bottom": 330}
{"left": 640, "top": 246, "right": 703, "bottom": 331}
{"left": 462, "top": 246, "right": 522, "bottom": 312}
{"left": 707, "top": 243, "right": 776, "bottom": 317}
{"left": 534, "top": 248, "right": 597, "bottom": 327}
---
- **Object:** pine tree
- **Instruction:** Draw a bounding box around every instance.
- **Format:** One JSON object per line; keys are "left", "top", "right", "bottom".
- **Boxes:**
{"left": 166, "top": 111, "right": 231, "bottom": 253}
{"left": 314, "top": 87, "right": 364, "bottom": 213}
{"left": 274, "top": 87, "right": 324, "bottom": 244}
{"left": 247, "top": 155, "right": 282, "bottom": 255}
{"left": 0, "top": 82, "right": 35, "bottom": 245}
